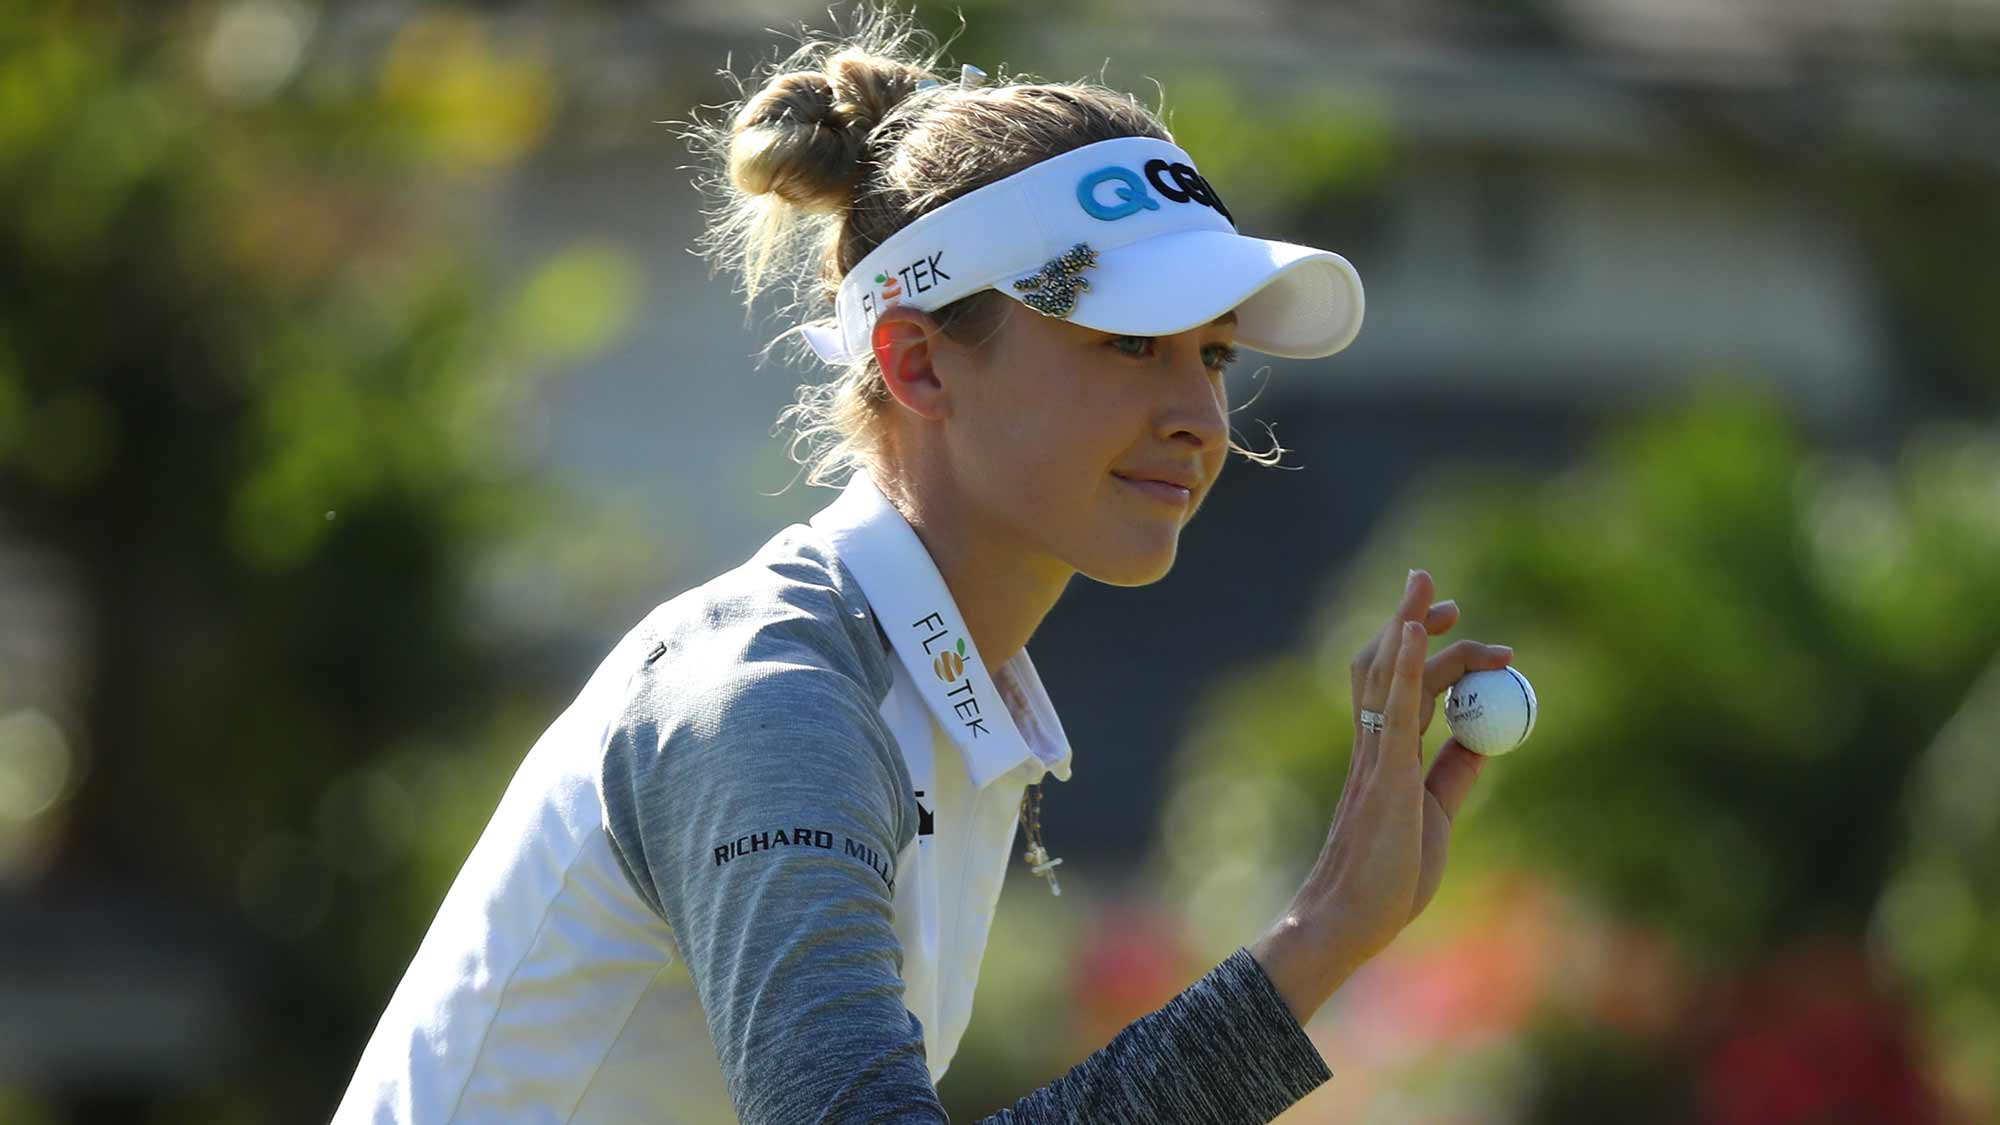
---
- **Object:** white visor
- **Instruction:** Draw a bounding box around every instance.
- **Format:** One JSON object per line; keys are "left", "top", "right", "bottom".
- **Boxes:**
{"left": 798, "top": 136, "right": 1365, "bottom": 365}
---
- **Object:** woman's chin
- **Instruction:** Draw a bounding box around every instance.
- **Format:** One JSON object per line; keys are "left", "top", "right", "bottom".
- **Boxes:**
{"left": 1078, "top": 542, "right": 1179, "bottom": 588}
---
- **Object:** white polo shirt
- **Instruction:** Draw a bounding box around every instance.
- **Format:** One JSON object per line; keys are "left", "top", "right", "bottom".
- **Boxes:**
{"left": 334, "top": 468, "right": 1074, "bottom": 1122}
{"left": 810, "top": 470, "right": 1076, "bottom": 1074}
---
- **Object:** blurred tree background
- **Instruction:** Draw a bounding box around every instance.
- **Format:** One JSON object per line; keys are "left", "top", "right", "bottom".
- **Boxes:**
{"left": 1147, "top": 384, "right": 2000, "bottom": 1121}
{"left": 2, "top": 1, "right": 1997, "bottom": 1123}
{"left": 0, "top": 2, "right": 644, "bottom": 1120}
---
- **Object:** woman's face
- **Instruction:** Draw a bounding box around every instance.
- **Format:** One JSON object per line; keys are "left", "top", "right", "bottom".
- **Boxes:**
{"left": 936, "top": 297, "right": 1239, "bottom": 587}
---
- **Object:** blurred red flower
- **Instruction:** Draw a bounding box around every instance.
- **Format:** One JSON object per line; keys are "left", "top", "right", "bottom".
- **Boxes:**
{"left": 1700, "top": 935, "right": 1942, "bottom": 1125}
{"left": 1069, "top": 900, "right": 1203, "bottom": 1050}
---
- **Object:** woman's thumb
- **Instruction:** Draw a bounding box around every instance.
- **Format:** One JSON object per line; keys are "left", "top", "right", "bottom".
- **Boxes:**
{"left": 1424, "top": 738, "right": 1486, "bottom": 825}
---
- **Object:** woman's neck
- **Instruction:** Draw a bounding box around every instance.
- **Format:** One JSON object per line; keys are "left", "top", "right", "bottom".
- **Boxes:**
{"left": 873, "top": 464, "right": 1073, "bottom": 671}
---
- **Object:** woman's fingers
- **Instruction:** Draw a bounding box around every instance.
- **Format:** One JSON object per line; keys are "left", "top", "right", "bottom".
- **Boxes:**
{"left": 1398, "top": 569, "right": 1433, "bottom": 618}
{"left": 1422, "top": 639, "right": 1514, "bottom": 698}
{"left": 1423, "top": 599, "right": 1461, "bottom": 636}
{"left": 1353, "top": 572, "right": 1441, "bottom": 722}
{"left": 1352, "top": 598, "right": 1454, "bottom": 713}
{"left": 1382, "top": 620, "right": 1428, "bottom": 758}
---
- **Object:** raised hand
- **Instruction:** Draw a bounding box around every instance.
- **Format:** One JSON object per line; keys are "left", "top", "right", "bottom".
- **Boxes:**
{"left": 1251, "top": 569, "right": 1514, "bottom": 1020}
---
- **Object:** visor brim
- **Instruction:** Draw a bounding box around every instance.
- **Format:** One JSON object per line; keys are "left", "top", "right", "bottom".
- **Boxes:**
{"left": 1002, "top": 230, "right": 1364, "bottom": 360}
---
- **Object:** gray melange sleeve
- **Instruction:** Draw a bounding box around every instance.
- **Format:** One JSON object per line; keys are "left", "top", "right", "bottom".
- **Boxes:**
{"left": 975, "top": 948, "right": 1332, "bottom": 1123}
{"left": 602, "top": 627, "right": 1332, "bottom": 1124}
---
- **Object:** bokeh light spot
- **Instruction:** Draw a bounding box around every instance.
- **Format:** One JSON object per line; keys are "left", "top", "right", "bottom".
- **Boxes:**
{"left": 203, "top": 0, "right": 316, "bottom": 104}
{"left": 0, "top": 709, "right": 71, "bottom": 822}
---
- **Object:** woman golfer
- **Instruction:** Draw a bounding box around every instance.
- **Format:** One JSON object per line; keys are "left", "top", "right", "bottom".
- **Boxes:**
{"left": 336, "top": 11, "right": 1515, "bottom": 1123}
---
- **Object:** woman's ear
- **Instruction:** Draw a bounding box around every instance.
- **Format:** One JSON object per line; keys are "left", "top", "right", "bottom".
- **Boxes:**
{"left": 872, "top": 306, "right": 952, "bottom": 422}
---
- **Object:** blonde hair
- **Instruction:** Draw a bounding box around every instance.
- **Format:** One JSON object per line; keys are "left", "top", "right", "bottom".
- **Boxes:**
{"left": 682, "top": 6, "right": 1286, "bottom": 491}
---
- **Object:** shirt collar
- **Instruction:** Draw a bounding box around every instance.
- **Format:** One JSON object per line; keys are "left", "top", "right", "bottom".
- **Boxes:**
{"left": 808, "top": 469, "right": 1074, "bottom": 789}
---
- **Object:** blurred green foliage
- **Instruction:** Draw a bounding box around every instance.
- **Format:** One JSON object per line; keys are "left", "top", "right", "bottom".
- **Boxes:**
{"left": 1152, "top": 381, "right": 2000, "bottom": 1113}
{"left": 0, "top": 2, "right": 644, "bottom": 1119}
{"left": 1158, "top": 72, "right": 1393, "bottom": 222}
{"left": 2, "top": 0, "right": 1995, "bottom": 1121}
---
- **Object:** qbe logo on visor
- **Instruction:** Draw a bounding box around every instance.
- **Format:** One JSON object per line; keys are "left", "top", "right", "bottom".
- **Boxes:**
{"left": 1076, "top": 160, "right": 1233, "bottom": 224}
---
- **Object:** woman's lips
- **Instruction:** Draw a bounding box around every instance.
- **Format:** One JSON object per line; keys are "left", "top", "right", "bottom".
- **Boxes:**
{"left": 1115, "top": 473, "right": 1192, "bottom": 505}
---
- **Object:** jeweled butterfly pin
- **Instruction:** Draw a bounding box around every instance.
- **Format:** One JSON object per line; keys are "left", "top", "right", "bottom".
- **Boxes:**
{"left": 1012, "top": 242, "right": 1099, "bottom": 318}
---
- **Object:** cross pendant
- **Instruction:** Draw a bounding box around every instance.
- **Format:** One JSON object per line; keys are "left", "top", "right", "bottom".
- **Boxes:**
{"left": 1023, "top": 844, "right": 1063, "bottom": 896}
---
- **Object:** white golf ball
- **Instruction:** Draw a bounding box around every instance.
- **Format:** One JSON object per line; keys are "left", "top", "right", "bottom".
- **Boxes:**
{"left": 1443, "top": 666, "right": 1538, "bottom": 756}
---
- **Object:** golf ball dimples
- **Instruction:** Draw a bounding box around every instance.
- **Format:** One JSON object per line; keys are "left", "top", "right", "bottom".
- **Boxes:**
{"left": 1444, "top": 666, "right": 1538, "bottom": 756}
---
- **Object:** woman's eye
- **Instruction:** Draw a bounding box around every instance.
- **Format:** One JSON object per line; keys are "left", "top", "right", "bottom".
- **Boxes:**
{"left": 1106, "top": 336, "right": 1237, "bottom": 371}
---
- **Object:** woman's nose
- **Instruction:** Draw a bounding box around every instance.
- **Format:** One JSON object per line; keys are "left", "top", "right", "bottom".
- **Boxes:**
{"left": 1160, "top": 340, "right": 1232, "bottom": 444}
{"left": 1159, "top": 350, "right": 1228, "bottom": 450}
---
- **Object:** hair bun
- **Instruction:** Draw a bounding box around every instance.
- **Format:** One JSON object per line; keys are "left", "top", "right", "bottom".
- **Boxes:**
{"left": 824, "top": 48, "right": 923, "bottom": 135}
{"left": 728, "top": 49, "right": 927, "bottom": 214}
